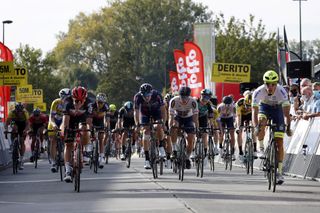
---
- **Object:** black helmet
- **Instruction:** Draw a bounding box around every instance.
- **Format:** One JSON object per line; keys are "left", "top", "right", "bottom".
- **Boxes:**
{"left": 15, "top": 103, "right": 24, "bottom": 112}
{"left": 140, "top": 83, "right": 153, "bottom": 96}
{"left": 33, "top": 108, "right": 41, "bottom": 116}
{"left": 222, "top": 96, "right": 233, "bottom": 105}
{"left": 200, "top": 89, "right": 212, "bottom": 96}
{"left": 179, "top": 87, "right": 191, "bottom": 97}
{"left": 210, "top": 97, "right": 218, "bottom": 107}
{"left": 124, "top": 101, "right": 133, "bottom": 111}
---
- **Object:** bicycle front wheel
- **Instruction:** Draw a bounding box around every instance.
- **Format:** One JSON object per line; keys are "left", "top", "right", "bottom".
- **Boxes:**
{"left": 179, "top": 137, "right": 186, "bottom": 181}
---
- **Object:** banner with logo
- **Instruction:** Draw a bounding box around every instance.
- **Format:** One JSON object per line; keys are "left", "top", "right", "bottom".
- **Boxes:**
{"left": 169, "top": 71, "right": 179, "bottom": 94}
{"left": 184, "top": 41, "right": 205, "bottom": 97}
{"left": 212, "top": 62, "right": 251, "bottom": 83}
{"left": 173, "top": 49, "right": 188, "bottom": 88}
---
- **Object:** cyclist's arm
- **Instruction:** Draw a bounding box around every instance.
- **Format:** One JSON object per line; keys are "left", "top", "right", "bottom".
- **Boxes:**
{"left": 160, "top": 105, "right": 167, "bottom": 124}
{"left": 134, "top": 108, "right": 139, "bottom": 126}
{"left": 282, "top": 104, "right": 291, "bottom": 127}
{"left": 252, "top": 105, "right": 259, "bottom": 127}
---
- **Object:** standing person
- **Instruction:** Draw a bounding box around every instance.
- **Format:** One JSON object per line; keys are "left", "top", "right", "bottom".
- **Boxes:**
{"left": 134, "top": 83, "right": 166, "bottom": 169}
{"left": 252, "top": 70, "right": 292, "bottom": 185}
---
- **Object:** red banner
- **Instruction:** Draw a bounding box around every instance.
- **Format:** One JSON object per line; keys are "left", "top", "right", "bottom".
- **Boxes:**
{"left": 5, "top": 46, "right": 14, "bottom": 61}
{"left": 173, "top": 49, "right": 188, "bottom": 88}
{"left": 0, "top": 42, "right": 8, "bottom": 61}
{"left": 183, "top": 41, "right": 205, "bottom": 97}
{"left": 169, "top": 71, "right": 179, "bottom": 94}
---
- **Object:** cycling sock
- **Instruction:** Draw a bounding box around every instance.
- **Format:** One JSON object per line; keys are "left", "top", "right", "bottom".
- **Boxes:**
{"left": 166, "top": 153, "right": 171, "bottom": 160}
{"left": 219, "top": 143, "right": 223, "bottom": 149}
{"left": 159, "top": 140, "right": 165, "bottom": 147}
{"left": 239, "top": 146, "right": 243, "bottom": 155}
{"left": 278, "top": 162, "right": 283, "bottom": 174}
{"left": 145, "top": 151, "right": 150, "bottom": 161}
{"left": 204, "top": 148, "right": 207, "bottom": 157}
{"left": 258, "top": 140, "right": 264, "bottom": 150}
{"left": 122, "top": 145, "right": 126, "bottom": 154}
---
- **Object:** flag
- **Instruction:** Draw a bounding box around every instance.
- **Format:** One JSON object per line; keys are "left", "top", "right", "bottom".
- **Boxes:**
{"left": 183, "top": 41, "right": 205, "bottom": 97}
{"left": 0, "top": 42, "right": 8, "bottom": 61}
{"left": 5, "top": 46, "right": 14, "bottom": 61}
{"left": 284, "top": 26, "right": 291, "bottom": 63}
{"left": 169, "top": 71, "right": 179, "bottom": 94}
{"left": 173, "top": 49, "right": 188, "bottom": 88}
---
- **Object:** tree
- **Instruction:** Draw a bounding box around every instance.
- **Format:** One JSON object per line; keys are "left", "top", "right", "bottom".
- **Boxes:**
{"left": 14, "top": 44, "right": 63, "bottom": 111}
{"left": 53, "top": 0, "right": 212, "bottom": 105}
{"left": 289, "top": 39, "right": 320, "bottom": 65}
{"left": 214, "top": 14, "right": 277, "bottom": 83}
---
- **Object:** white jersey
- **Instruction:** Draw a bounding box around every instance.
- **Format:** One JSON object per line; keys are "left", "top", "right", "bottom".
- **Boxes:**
{"left": 252, "top": 84, "right": 290, "bottom": 107}
{"left": 217, "top": 103, "right": 235, "bottom": 118}
{"left": 169, "top": 96, "right": 198, "bottom": 118}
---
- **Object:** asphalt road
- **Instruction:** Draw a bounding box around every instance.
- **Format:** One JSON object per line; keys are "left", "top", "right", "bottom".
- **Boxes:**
{"left": 1, "top": 154, "right": 320, "bottom": 213}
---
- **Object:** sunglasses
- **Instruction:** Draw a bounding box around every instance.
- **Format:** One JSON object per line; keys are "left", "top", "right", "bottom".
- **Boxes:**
{"left": 73, "top": 99, "right": 83, "bottom": 104}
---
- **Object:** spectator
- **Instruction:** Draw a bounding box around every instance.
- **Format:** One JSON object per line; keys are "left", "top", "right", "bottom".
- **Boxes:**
{"left": 302, "top": 83, "right": 320, "bottom": 119}
{"left": 289, "top": 83, "right": 301, "bottom": 118}
{"left": 312, "top": 82, "right": 320, "bottom": 91}
{"left": 300, "top": 86, "right": 314, "bottom": 120}
{"left": 300, "top": 78, "right": 312, "bottom": 89}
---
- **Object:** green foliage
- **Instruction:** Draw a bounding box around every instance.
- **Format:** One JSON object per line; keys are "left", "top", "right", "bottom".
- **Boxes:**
{"left": 13, "top": 44, "right": 63, "bottom": 112}
{"left": 214, "top": 14, "right": 277, "bottom": 83}
{"left": 53, "top": 0, "right": 211, "bottom": 106}
{"left": 289, "top": 39, "right": 320, "bottom": 65}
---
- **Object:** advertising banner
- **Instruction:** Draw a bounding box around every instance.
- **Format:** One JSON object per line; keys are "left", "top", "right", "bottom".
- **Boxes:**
{"left": 212, "top": 62, "right": 251, "bottom": 83}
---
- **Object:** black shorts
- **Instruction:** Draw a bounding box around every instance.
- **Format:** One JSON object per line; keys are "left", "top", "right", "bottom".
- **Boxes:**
{"left": 93, "top": 118, "right": 104, "bottom": 128}
{"left": 123, "top": 118, "right": 135, "bottom": 128}
{"left": 199, "top": 116, "right": 208, "bottom": 128}
{"left": 240, "top": 113, "right": 251, "bottom": 126}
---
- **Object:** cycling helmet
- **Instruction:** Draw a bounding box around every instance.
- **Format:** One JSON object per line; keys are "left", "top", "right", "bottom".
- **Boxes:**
{"left": 33, "top": 108, "right": 41, "bottom": 116}
{"left": 179, "top": 87, "right": 191, "bottom": 97}
{"left": 164, "top": 93, "right": 173, "bottom": 103}
{"left": 200, "top": 89, "right": 212, "bottom": 96}
{"left": 210, "top": 97, "right": 218, "bottom": 107}
{"left": 59, "top": 88, "right": 71, "bottom": 99}
{"left": 109, "top": 104, "right": 117, "bottom": 112}
{"left": 244, "top": 93, "right": 252, "bottom": 105}
{"left": 140, "top": 83, "right": 153, "bottom": 96}
{"left": 72, "top": 86, "right": 87, "bottom": 101}
{"left": 263, "top": 70, "right": 279, "bottom": 83}
{"left": 15, "top": 103, "right": 24, "bottom": 112}
{"left": 222, "top": 96, "right": 232, "bottom": 105}
{"left": 243, "top": 90, "right": 251, "bottom": 97}
{"left": 96, "top": 93, "right": 107, "bottom": 103}
{"left": 124, "top": 101, "right": 133, "bottom": 111}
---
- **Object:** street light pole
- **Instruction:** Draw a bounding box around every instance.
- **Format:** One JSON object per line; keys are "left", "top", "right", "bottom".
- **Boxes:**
{"left": 2, "top": 20, "right": 13, "bottom": 44}
{"left": 293, "top": 0, "right": 307, "bottom": 60}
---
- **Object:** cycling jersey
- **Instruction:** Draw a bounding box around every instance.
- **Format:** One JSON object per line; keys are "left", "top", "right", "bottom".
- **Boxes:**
{"left": 29, "top": 113, "right": 48, "bottom": 135}
{"left": 64, "top": 97, "right": 92, "bottom": 129}
{"left": 169, "top": 96, "right": 198, "bottom": 118}
{"left": 89, "top": 102, "right": 109, "bottom": 127}
{"left": 49, "top": 98, "right": 65, "bottom": 126}
{"left": 217, "top": 103, "right": 235, "bottom": 119}
{"left": 197, "top": 99, "right": 214, "bottom": 118}
{"left": 118, "top": 107, "right": 135, "bottom": 128}
{"left": 236, "top": 98, "right": 252, "bottom": 116}
{"left": 7, "top": 109, "right": 29, "bottom": 122}
{"left": 109, "top": 111, "right": 118, "bottom": 130}
{"left": 252, "top": 84, "right": 290, "bottom": 107}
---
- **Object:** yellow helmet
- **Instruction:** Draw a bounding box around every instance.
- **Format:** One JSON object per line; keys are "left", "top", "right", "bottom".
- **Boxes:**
{"left": 263, "top": 70, "right": 279, "bottom": 83}
{"left": 244, "top": 93, "right": 252, "bottom": 105}
{"left": 109, "top": 104, "right": 116, "bottom": 112}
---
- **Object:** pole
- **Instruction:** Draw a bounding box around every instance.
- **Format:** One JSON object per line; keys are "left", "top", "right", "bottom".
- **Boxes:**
{"left": 293, "top": 0, "right": 307, "bottom": 60}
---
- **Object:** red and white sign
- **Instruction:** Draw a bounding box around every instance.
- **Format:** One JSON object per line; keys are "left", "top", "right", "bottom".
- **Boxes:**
{"left": 169, "top": 71, "right": 179, "bottom": 94}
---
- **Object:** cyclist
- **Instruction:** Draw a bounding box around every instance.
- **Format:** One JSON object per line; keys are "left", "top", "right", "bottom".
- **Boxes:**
{"left": 4, "top": 103, "right": 30, "bottom": 170}
{"left": 252, "top": 70, "right": 292, "bottom": 184}
{"left": 47, "top": 88, "right": 71, "bottom": 172}
{"left": 61, "top": 86, "right": 93, "bottom": 182}
{"left": 235, "top": 90, "right": 257, "bottom": 162}
{"left": 29, "top": 108, "right": 49, "bottom": 162}
{"left": 169, "top": 86, "right": 199, "bottom": 170}
{"left": 134, "top": 83, "right": 166, "bottom": 169}
{"left": 88, "top": 93, "right": 109, "bottom": 168}
{"left": 209, "top": 96, "right": 220, "bottom": 156}
{"left": 195, "top": 89, "right": 214, "bottom": 159}
{"left": 118, "top": 101, "right": 136, "bottom": 160}
{"left": 217, "top": 96, "right": 236, "bottom": 160}
{"left": 108, "top": 104, "right": 121, "bottom": 159}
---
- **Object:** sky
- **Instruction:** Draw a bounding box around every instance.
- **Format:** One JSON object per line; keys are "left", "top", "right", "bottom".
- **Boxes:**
{"left": 1, "top": 0, "right": 319, "bottom": 54}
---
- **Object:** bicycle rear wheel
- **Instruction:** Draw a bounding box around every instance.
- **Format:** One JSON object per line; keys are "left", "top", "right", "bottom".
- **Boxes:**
{"left": 94, "top": 140, "right": 99, "bottom": 173}
{"left": 105, "top": 137, "right": 111, "bottom": 164}
{"left": 34, "top": 139, "right": 40, "bottom": 169}
{"left": 57, "top": 140, "right": 64, "bottom": 181}
{"left": 74, "top": 144, "right": 81, "bottom": 192}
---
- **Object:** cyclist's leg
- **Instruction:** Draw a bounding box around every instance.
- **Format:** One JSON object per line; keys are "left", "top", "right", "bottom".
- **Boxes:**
{"left": 121, "top": 130, "right": 128, "bottom": 160}
{"left": 184, "top": 116, "right": 195, "bottom": 157}
{"left": 199, "top": 117, "right": 208, "bottom": 156}
{"left": 170, "top": 118, "right": 179, "bottom": 158}
{"left": 141, "top": 115, "right": 151, "bottom": 169}
{"left": 226, "top": 117, "right": 236, "bottom": 156}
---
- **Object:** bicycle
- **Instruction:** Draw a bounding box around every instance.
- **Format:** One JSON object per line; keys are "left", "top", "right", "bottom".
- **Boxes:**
{"left": 5, "top": 130, "right": 21, "bottom": 174}
{"left": 66, "top": 127, "right": 91, "bottom": 193}
{"left": 122, "top": 126, "right": 135, "bottom": 168}
{"left": 208, "top": 127, "right": 220, "bottom": 172}
{"left": 243, "top": 123, "right": 254, "bottom": 175}
{"left": 171, "top": 126, "right": 190, "bottom": 182}
{"left": 104, "top": 128, "right": 113, "bottom": 164}
{"left": 29, "top": 130, "right": 42, "bottom": 169}
{"left": 90, "top": 126, "right": 106, "bottom": 173}
{"left": 195, "top": 128, "right": 205, "bottom": 178}
{"left": 259, "top": 120, "right": 280, "bottom": 192}
{"left": 46, "top": 129, "right": 64, "bottom": 181}
{"left": 222, "top": 127, "right": 233, "bottom": 171}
